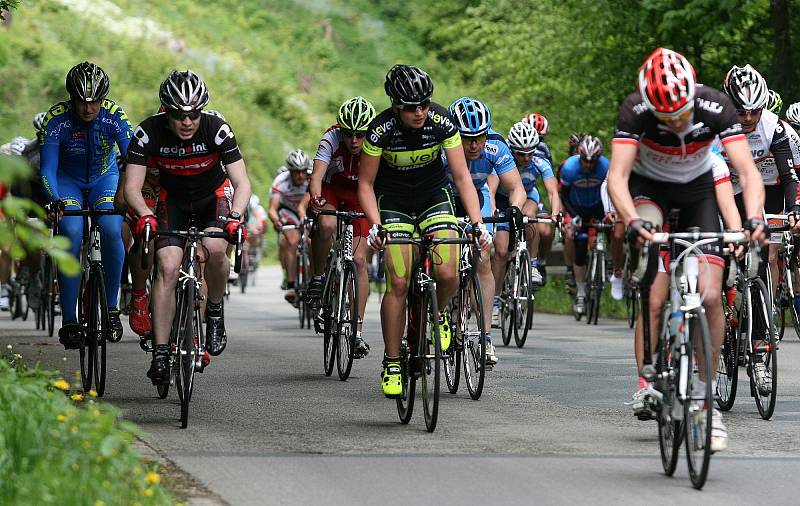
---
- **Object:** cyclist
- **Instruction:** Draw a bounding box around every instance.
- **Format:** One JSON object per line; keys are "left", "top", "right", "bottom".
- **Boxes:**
{"left": 766, "top": 89, "right": 782, "bottom": 115}
{"left": 244, "top": 194, "right": 267, "bottom": 277}
{"left": 787, "top": 102, "right": 800, "bottom": 131}
{"left": 306, "top": 96, "right": 375, "bottom": 358}
{"left": 447, "top": 97, "right": 525, "bottom": 366}
{"left": 124, "top": 69, "right": 251, "bottom": 385}
{"left": 269, "top": 149, "right": 309, "bottom": 304}
{"left": 358, "top": 64, "right": 489, "bottom": 398}
{"left": 559, "top": 132, "right": 587, "bottom": 290}
{"left": 560, "top": 135, "right": 610, "bottom": 315}
{"left": 40, "top": 62, "right": 132, "bottom": 348}
{"left": 522, "top": 112, "right": 553, "bottom": 169}
{"left": 607, "top": 48, "right": 766, "bottom": 451}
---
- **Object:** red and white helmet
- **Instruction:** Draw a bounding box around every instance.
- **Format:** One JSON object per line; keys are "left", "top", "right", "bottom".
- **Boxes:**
{"left": 522, "top": 112, "right": 548, "bottom": 136}
{"left": 638, "top": 48, "right": 696, "bottom": 116}
{"left": 578, "top": 136, "right": 603, "bottom": 162}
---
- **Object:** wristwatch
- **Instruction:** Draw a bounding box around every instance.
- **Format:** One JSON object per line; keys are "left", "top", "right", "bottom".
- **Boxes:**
{"left": 228, "top": 211, "right": 242, "bottom": 221}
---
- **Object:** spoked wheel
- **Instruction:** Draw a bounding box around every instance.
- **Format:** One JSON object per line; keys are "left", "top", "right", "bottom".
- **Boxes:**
{"left": 716, "top": 302, "right": 739, "bottom": 411}
{"left": 336, "top": 262, "right": 359, "bottom": 381}
{"left": 684, "top": 309, "right": 713, "bottom": 490}
{"left": 657, "top": 339, "right": 682, "bottom": 476}
{"left": 748, "top": 279, "right": 777, "bottom": 420}
{"left": 443, "top": 303, "right": 461, "bottom": 394}
{"left": 461, "top": 273, "right": 486, "bottom": 400}
{"left": 419, "top": 284, "right": 441, "bottom": 432}
{"left": 626, "top": 285, "right": 637, "bottom": 329}
{"left": 500, "top": 264, "right": 514, "bottom": 346}
{"left": 175, "top": 283, "right": 198, "bottom": 429}
{"left": 78, "top": 274, "right": 94, "bottom": 393}
{"left": 91, "top": 266, "right": 109, "bottom": 397}
{"left": 514, "top": 249, "right": 532, "bottom": 348}
{"left": 46, "top": 257, "right": 57, "bottom": 337}
{"left": 322, "top": 272, "right": 338, "bottom": 377}
{"left": 296, "top": 250, "right": 306, "bottom": 328}
{"left": 586, "top": 252, "right": 603, "bottom": 325}
{"left": 396, "top": 340, "right": 415, "bottom": 424}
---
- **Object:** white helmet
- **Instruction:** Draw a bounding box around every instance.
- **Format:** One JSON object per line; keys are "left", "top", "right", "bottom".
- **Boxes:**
{"left": 786, "top": 102, "right": 800, "bottom": 128}
{"left": 7, "top": 137, "right": 30, "bottom": 156}
{"left": 249, "top": 195, "right": 260, "bottom": 208}
{"left": 506, "top": 122, "right": 539, "bottom": 152}
{"left": 286, "top": 149, "right": 310, "bottom": 172}
{"left": 723, "top": 64, "right": 769, "bottom": 111}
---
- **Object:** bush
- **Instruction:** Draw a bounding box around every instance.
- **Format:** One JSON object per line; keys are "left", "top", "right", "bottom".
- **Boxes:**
{"left": 0, "top": 352, "right": 174, "bottom": 505}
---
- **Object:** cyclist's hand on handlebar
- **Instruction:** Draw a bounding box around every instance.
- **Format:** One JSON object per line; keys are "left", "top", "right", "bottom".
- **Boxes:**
{"left": 224, "top": 218, "right": 247, "bottom": 245}
{"left": 788, "top": 205, "right": 800, "bottom": 235}
{"left": 367, "top": 223, "right": 385, "bottom": 250}
{"left": 134, "top": 214, "right": 158, "bottom": 239}
{"left": 271, "top": 219, "right": 282, "bottom": 231}
{"left": 744, "top": 216, "right": 767, "bottom": 245}
{"left": 310, "top": 194, "right": 327, "bottom": 213}
{"left": 504, "top": 206, "right": 523, "bottom": 228}
{"left": 45, "top": 199, "right": 65, "bottom": 222}
{"left": 626, "top": 218, "right": 653, "bottom": 246}
{"left": 474, "top": 222, "right": 492, "bottom": 251}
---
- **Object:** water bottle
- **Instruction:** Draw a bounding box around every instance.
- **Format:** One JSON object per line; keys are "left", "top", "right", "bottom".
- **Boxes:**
{"left": 668, "top": 309, "right": 683, "bottom": 344}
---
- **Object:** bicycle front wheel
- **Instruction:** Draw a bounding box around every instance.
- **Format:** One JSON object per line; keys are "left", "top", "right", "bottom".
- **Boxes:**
{"left": 91, "top": 265, "right": 109, "bottom": 397}
{"left": 419, "top": 283, "right": 441, "bottom": 432}
{"left": 176, "top": 282, "right": 198, "bottom": 428}
{"left": 78, "top": 273, "right": 94, "bottom": 393}
{"left": 684, "top": 308, "right": 713, "bottom": 490}
{"left": 748, "top": 278, "right": 777, "bottom": 420}
{"left": 46, "top": 256, "right": 57, "bottom": 337}
{"left": 514, "top": 249, "right": 533, "bottom": 347}
{"left": 716, "top": 300, "right": 739, "bottom": 411}
{"left": 396, "top": 340, "right": 415, "bottom": 424}
{"left": 500, "top": 263, "right": 514, "bottom": 346}
{"left": 443, "top": 300, "right": 461, "bottom": 394}
{"left": 322, "top": 271, "right": 338, "bottom": 377}
{"left": 461, "top": 273, "right": 486, "bottom": 400}
{"left": 657, "top": 319, "right": 682, "bottom": 476}
{"left": 336, "top": 261, "right": 359, "bottom": 381}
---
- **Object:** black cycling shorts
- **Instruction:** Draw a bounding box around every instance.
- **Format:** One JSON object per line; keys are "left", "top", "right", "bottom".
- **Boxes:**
{"left": 377, "top": 187, "right": 459, "bottom": 239}
{"left": 155, "top": 178, "right": 233, "bottom": 250}
{"left": 734, "top": 184, "right": 784, "bottom": 218}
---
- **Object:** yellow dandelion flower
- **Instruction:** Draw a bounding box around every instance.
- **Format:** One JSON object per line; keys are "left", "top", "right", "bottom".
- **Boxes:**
{"left": 70, "top": 393, "right": 84, "bottom": 402}
{"left": 56, "top": 414, "right": 67, "bottom": 422}
{"left": 95, "top": 501, "right": 105, "bottom": 506}
{"left": 142, "top": 488, "right": 153, "bottom": 497}
{"left": 88, "top": 389, "right": 98, "bottom": 398}
{"left": 13, "top": 353, "right": 22, "bottom": 360}
{"left": 145, "top": 471, "right": 161, "bottom": 485}
{"left": 53, "top": 379, "right": 70, "bottom": 391}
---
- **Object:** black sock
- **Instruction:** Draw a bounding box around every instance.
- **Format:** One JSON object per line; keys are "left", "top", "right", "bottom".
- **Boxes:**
{"left": 207, "top": 300, "right": 223, "bottom": 315}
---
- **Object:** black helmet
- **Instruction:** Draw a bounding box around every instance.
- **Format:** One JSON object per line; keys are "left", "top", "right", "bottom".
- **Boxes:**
{"left": 159, "top": 70, "right": 210, "bottom": 112}
{"left": 65, "top": 62, "right": 110, "bottom": 102}
{"left": 384, "top": 64, "right": 433, "bottom": 105}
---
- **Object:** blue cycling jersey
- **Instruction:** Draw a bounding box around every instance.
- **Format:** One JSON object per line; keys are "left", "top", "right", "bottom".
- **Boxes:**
{"left": 39, "top": 99, "right": 133, "bottom": 200}
{"left": 445, "top": 129, "right": 516, "bottom": 195}
{"left": 498, "top": 156, "right": 554, "bottom": 198}
{"left": 535, "top": 140, "right": 553, "bottom": 168}
{"left": 559, "top": 154, "right": 609, "bottom": 209}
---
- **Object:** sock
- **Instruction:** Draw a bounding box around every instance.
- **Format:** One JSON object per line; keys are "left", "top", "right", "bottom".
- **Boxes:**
{"left": 531, "top": 257, "right": 539, "bottom": 268}
{"left": 576, "top": 282, "right": 587, "bottom": 297}
{"left": 638, "top": 376, "right": 649, "bottom": 390}
{"left": 493, "top": 295, "right": 499, "bottom": 308}
{"left": 207, "top": 300, "right": 223, "bottom": 315}
{"left": 287, "top": 281, "right": 295, "bottom": 289}
{"left": 485, "top": 332, "right": 492, "bottom": 343}
{"left": 132, "top": 288, "right": 147, "bottom": 297}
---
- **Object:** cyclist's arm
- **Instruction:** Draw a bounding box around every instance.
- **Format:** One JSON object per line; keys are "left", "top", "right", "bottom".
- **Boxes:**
{"left": 558, "top": 181, "right": 579, "bottom": 218}
{"left": 715, "top": 180, "right": 741, "bottom": 230}
{"left": 297, "top": 192, "right": 311, "bottom": 217}
{"left": 725, "top": 138, "right": 765, "bottom": 220}
{"left": 226, "top": 159, "right": 251, "bottom": 217}
{"left": 309, "top": 159, "right": 328, "bottom": 198}
{"left": 268, "top": 193, "right": 281, "bottom": 229}
{"left": 497, "top": 169, "right": 526, "bottom": 210}
{"left": 356, "top": 153, "right": 381, "bottom": 227}
{"left": 446, "top": 145, "right": 482, "bottom": 224}
{"left": 39, "top": 137, "right": 60, "bottom": 201}
{"left": 123, "top": 163, "right": 151, "bottom": 218}
{"left": 771, "top": 132, "right": 800, "bottom": 209}
{"left": 487, "top": 173, "right": 499, "bottom": 198}
{"left": 543, "top": 176, "right": 562, "bottom": 216}
{"left": 113, "top": 171, "right": 128, "bottom": 213}
{"left": 606, "top": 140, "right": 639, "bottom": 225}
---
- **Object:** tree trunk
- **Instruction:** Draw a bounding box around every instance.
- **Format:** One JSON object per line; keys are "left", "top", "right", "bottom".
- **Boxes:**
{"left": 770, "top": 0, "right": 793, "bottom": 96}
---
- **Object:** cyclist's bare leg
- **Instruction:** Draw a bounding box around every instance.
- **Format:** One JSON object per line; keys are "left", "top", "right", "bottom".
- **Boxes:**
{"left": 283, "top": 229, "right": 300, "bottom": 287}
{"left": 769, "top": 244, "right": 779, "bottom": 298}
{"left": 278, "top": 233, "right": 289, "bottom": 279}
{"left": 381, "top": 243, "right": 412, "bottom": 358}
{"left": 201, "top": 233, "right": 230, "bottom": 304}
{"left": 312, "top": 211, "right": 336, "bottom": 276}
{"left": 127, "top": 239, "right": 153, "bottom": 291}
{"left": 634, "top": 271, "right": 668, "bottom": 371}
{"left": 611, "top": 221, "right": 625, "bottom": 274}
{"left": 432, "top": 229, "right": 459, "bottom": 308}
{"left": 697, "top": 263, "right": 724, "bottom": 383}
{"left": 0, "top": 250, "right": 11, "bottom": 285}
{"left": 491, "top": 231, "right": 510, "bottom": 293}
{"left": 152, "top": 245, "right": 184, "bottom": 346}
{"left": 476, "top": 246, "right": 494, "bottom": 330}
{"left": 353, "top": 237, "right": 369, "bottom": 332}
{"left": 523, "top": 199, "right": 539, "bottom": 260}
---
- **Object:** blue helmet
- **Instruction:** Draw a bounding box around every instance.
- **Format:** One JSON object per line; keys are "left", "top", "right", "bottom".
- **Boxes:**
{"left": 448, "top": 97, "right": 492, "bottom": 136}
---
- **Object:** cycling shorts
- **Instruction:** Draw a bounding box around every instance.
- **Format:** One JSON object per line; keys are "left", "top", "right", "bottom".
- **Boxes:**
{"left": 377, "top": 186, "right": 458, "bottom": 238}
{"left": 494, "top": 192, "right": 542, "bottom": 232}
{"left": 320, "top": 181, "right": 368, "bottom": 238}
{"left": 629, "top": 171, "right": 723, "bottom": 262}
{"left": 453, "top": 185, "right": 493, "bottom": 234}
{"left": 734, "top": 184, "right": 784, "bottom": 218}
{"left": 155, "top": 178, "right": 232, "bottom": 250}
{"left": 278, "top": 205, "right": 301, "bottom": 227}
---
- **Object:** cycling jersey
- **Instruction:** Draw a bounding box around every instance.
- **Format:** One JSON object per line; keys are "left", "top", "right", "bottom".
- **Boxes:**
{"left": 559, "top": 155, "right": 609, "bottom": 211}
{"left": 444, "top": 128, "right": 516, "bottom": 194}
{"left": 535, "top": 140, "right": 554, "bottom": 168}
{"left": 498, "top": 156, "right": 554, "bottom": 201}
{"left": 270, "top": 170, "right": 308, "bottom": 211}
{"left": 126, "top": 111, "right": 241, "bottom": 201}
{"left": 40, "top": 99, "right": 133, "bottom": 200}
{"left": 785, "top": 120, "right": 800, "bottom": 172}
{"left": 612, "top": 86, "right": 745, "bottom": 184}
{"left": 363, "top": 103, "right": 461, "bottom": 197}
{"left": 315, "top": 125, "right": 361, "bottom": 188}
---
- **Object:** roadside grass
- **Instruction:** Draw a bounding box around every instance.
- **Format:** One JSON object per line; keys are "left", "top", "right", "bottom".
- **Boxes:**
{"left": 534, "top": 275, "right": 629, "bottom": 321}
{"left": 0, "top": 350, "right": 175, "bottom": 506}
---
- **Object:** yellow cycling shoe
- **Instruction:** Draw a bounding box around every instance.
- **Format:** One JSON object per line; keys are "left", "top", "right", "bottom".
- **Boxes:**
{"left": 438, "top": 311, "right": 451, "bottom": 352}
{"left": 381, "top": 361, "right": 403, "bottom": 398}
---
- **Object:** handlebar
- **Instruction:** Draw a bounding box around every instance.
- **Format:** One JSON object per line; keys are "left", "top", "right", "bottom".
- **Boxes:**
{"left": 649, "top": 231, "right": 747, "bottom": 244}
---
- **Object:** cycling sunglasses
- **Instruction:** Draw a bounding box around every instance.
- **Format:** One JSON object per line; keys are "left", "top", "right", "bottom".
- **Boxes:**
{"left": 396, "top": 100, "right": 431, "bottom": 112}
{"left": 342, "top": 130, "right": 367, "bottom": 139}
{"left": 652, "top": 107, "right": 693, "bottom": 123}
{"left": 736, "top": 107, "right": 763, "bottom": 116}
{"left": 167, "top": 109, "right": 202, "bottom": 121}
{"left": 512, "top": 150, "right": 535, "bottom": 159}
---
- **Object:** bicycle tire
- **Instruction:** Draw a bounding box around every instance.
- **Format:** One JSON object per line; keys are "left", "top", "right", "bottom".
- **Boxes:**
{"left": 419, "top": 283, "right": 441, "bottom": 432}
{"left": 748, "top": 278, "right": 777, "bottom": 420}
{"left": 296, "top": 249, "right": 305, "bottom": 328}
{"left": 322, "top": 271, "right": 338, "bottom": 376}
{"left": 78, "top": 273, "right": 94, "bottom": 393}
{"left": 590, "top": 251, "right": 604, "bottom": 325}
{"left": 515, "top": 249, "right": 533, "bottom": 347}
{"left": 657, "top": 313, "right": 682, "bottom": 476}
{"left": 91, "top": 265, "right": 109, "bottom": 397}
{"left": 46, "top": 256, "right": 57, "bottom": 337}
{"left": 396, "top": 340, "right": 415, "bottom": 424}
{"left": 500, "top": 264, "right": 514, "bottom": 346}
{"left": 176, "top": 281, "right": 197, "bottom": 428}
{"left": 684, "top": 308, "right": 713, "bottom": 490}
{"left": 336, "top": 261, "right": 358, "bottom": 381}
{"left": 443, "top": 301, "right": 461, "bottom": 394}
{"left": 239, "top": 267, "right": 248, "bottom": 294}
{"left": 716, "top": 300, "right": 739, "bottom": 411}
{"left": 462, "top": 272, "right": 486, "bottom": 400}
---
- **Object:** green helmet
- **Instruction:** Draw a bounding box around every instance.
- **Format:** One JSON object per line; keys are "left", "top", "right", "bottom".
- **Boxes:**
{"left": 337, "top": 96, "right": 376, "bottom": 132}
{"left": 767, "top": 89, "right": 783, "bottom": 114}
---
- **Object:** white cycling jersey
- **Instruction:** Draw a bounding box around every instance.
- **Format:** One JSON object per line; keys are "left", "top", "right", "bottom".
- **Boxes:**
{"left": 270, "top": 170, "right": 307, "bottom": 211}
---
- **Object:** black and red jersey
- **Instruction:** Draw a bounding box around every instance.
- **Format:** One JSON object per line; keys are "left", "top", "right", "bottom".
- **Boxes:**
{"left": 612, "top": 86, "right": 745, "bottom": 184}
{"left": 126, "top": 111, "right": 242, "bottom": 200}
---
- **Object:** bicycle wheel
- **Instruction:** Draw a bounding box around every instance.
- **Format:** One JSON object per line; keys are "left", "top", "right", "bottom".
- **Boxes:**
{"left": 657, "top": 320, "right": 682, "bottom": 476}
{"left": 589, "top": 251, "right": 604, "bottom": 325}
{"left": 748, "top": 278, "right": 777, "bottom": 420}
{"left": 500, "top": 263, "right": 514, "bottom": 346}
{"left": 45, "top": 256, "right": 57, "bottom": 337}
{"left": 461, "top": 272, "right": 486, "bottom": 400}
{"left": 336, "top": 261, "right": 358, "bottom": 381}
{"left": 78, "top": 273, "right": 94, "bottom": 393}
{"left": 443, "top": 300, "right": 461, "bottom": 394}
{"left": 419, "top": 283, "right": 441, "bottom": 432}
{"left": 176, "top": 282, "right": 197, "bottom": 428}
{"left": 684, "top": 308, "right": 713, "bottom": 490}
{"left": 514, "top": 249, "right": 533, "bottom": 348}
{"left": 296, "top": 249, "right": 306, "bottom": 328}
{"left": 396, "top": 340, "right": 415, "bottom": 424}
{"left": 716, "top": 300, "right": 739, "bottom": 411}
{"left": 91, "top": 266, "right": 109, "bottom": 397}
{"left": 322, "top": 271, "right": 338, "bottom": 376}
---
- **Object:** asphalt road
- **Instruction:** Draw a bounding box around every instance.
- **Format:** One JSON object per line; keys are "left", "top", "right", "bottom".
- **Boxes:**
{"left": 3, "top": 266, "right": 800, "bottom": 505}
